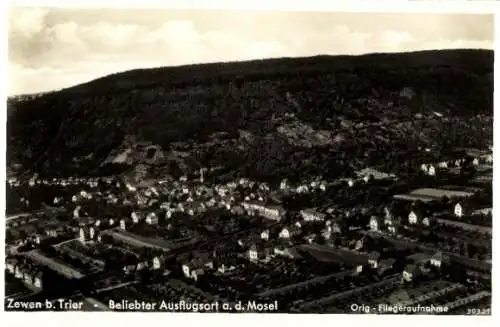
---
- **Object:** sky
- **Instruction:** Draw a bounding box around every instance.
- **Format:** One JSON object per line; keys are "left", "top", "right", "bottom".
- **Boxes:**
{"left": 8, "top": 8, "right": 494, "bottom": 95}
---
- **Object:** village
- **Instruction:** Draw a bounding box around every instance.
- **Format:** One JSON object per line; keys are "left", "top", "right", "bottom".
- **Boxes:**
{"left": 4, "top": 146, "right": 493, "bottom": 313}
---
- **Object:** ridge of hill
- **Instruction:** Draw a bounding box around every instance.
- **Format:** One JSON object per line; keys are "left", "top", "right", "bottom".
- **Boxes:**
{"left": 7, "top": 49, "right": 494, "bottom": 182}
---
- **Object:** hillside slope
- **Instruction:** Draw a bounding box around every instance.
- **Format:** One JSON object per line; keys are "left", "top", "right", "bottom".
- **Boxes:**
{"left": 7, "top": 49, "right": 494, "bottom": 182}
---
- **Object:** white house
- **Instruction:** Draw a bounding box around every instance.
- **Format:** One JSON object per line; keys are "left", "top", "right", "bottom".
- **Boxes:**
{"left": 472, "top": 158, "right": 479, "bottom": 166}
{"left": 131, "top": 212, "right": 140, "bottom": 223}
{"left": 368, "top": 253, "right": 380, "bottom": 269}
{"left": 402, "top": 264, "right": 417, "bottom": 282}
{"left": 369, "top": 216, "right": 379, "bottom": 232}
{"left": 79, "top": 228, "right": 86, "bottom": 243}
{"left": 89, "top": 227, "right": 95, "bottom": 240}
{"left": 428, "top": 165, "right": 436, "bottom": 176}
{"left": 146, "top": 213, "right": 158, "bottom": 225}
{"left": 261, "top": 230, "right": 269, "bottom": 241}
{"left": 182, "top": 264, "right": 191, "bottom": 278}
{"left": 249, "top": 247, "right": 259, "bottom": 262}
{"left": 34, "top": 274, "right": 43, "bottom": 289}
{"left": 438, "top": 161, "right": 448, "bottom": 169}
{"left": 279, "top": 226, "right": 301, "bottom": 239}
{"left": 421, "top": 164, "right": 428, "bottom": 173}
{"left": 280, "top": 179, "right": 289, "bottom": 191}
{"left": 120, "top": 219, "right": 126, "bottom": 231}
{"left": 422, "top": 217, "right": 430, "bottom": 227}
{"left": 152, "top": 256, "right": 161, "bottom": 270}
{"left": 279, "top": 228, "right": 290, "bottom": 239}
{"left": 430, "top": 252, "right": 443, "bottom": 268}
{"left": 300, "top": 209, "right": 326, "bottom": 222}
{"left": 408, "top": 211, "right": 418, "bottom": 224}
{"left": 73, "top": 206, "right": 81, "bottom": 219}
{"left": 191, "top": 268, "right": 205, "bottom": 281}
{"left": 454, "top": 203, "right": 463, "bottom": 218}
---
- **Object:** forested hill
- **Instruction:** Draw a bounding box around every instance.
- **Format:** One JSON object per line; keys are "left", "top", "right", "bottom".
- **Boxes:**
{"left": 7, "top": 49, "right": 494, "bottom": 182}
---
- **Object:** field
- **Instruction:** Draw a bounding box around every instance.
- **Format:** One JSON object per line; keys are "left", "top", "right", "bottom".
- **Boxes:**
{"left": 394, "top": 188, "right": 474, "bottom": 202}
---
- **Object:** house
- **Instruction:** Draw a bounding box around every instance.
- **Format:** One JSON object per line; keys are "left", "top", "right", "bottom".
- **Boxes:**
{"left": 33, "top": 271, "right": 43, "bottom": 289}
{"left": 368, "top": 252, "right": 381, "bottom": 269}
{"left": 454, "top": 202, "right": 492, "bottom": 218}
{"left": 261, "top": 230, "right": 270, "bottom": 241}
{"left": 248, "top": 244, "right": 271, "bottom": 262}
{"left": 79, "top": 227, "right": 87, "bottom": 243}
{"left": 131, "top": 211, "right": 143, "bottom": 223}
{"left": 146, "top": 213, "right": 159, "bottom": 225}
{"left": 279, "top": 225, "right": 302, "bottom": 239}
{"left": 472, "top": 158, "right": 480, "bottom": 166}
{"left": 454, "top": 203, "right": 463, "bottom": 218}
{"left": 89, "top": 227, "right": 96, "bottom": 240}
{"left": 402, "top": 264, "right": 419, "bottom": 282}
{"left": 330, "top": 221, "right": 343, "bottom": 234}
{"left": 242, "top": 201, "right": 286, "bottom": 221}
{"left": 430, "top": 252, "right": 444, "bottom": 268}
{"left": 369, "top": 216, "right": 380, "bottom": 232}
{"left": 421, "top": 217, "right": 435, "bottom": 227}
{"left": 217, "top": 263, "right": 236, "bottom": 274}
{"left": 428, "top": 165, "right": 436, "bottom": 176}
{"left": 438, "top": 161, "right": 448, "bottom": 169}
{"left": 120, "top": 219, "right": 126, "bottom": 231}
{"left": 300, "top": 209, "right": 326, "bottom": 222}
{"left": 387, "top": 224, "right": 398, "bottom": 235}
{"left": 152, "top": 256, "right": 163, "bottom": 270}
{"left": 421, "top": 164, "right": 429, "bottom": 173}
{"left": 280, "top": 178, "right": 289, "bottom": 191}
{"left": 472, "top": 207, "right": 493, "bottom": 216}
{"left": 273, "top": 245, "right": 300, "bottom": 259}
{"left": 408, "top": 211, "right": 420, "bottom": 225}
{"left": 384, "top": 206, "right": 393, "bottom": 220}
{"left": 480, "top": 153, "right": 493, "bottom": 164}
{"left": 6, "top": 257, "right": 17, "bottom": 274}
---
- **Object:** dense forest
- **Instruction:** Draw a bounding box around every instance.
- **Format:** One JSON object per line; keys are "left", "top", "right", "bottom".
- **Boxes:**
{"left": 6, "top": 49, "right": 494, "bottom": 182}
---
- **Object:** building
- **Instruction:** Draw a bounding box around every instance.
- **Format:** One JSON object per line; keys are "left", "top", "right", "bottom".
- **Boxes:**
{"left": 248, "top": 244, "right": 271, "bottom": 262}
{"left": 369, "top": 216, "right": 380, "bottom": 232}
{"left": 368, "top": 252, "right": 381, "bottom": 269}
{"left": 152, "top": 256, "right": 164, "bottom": 270}
{"left": 421, "top": 217, "right": 435, "bottom": 227}
{"left": 402, "top": 264, "right": 419, "bottom": 282}
{"left": 242, "top": 201, "right": 285, "bottom": 221}
{"left": 455, "top": 201, "right": 492, "bottom": 218}
{"left": 279, "top": 225, "right": 302, "bottom": 239}
{"left": 146, "top": 213, "right": 159, "bottom": 225}
{"left": 454, "top": 203, "right": 463, "bottom": 218}
{"left": 430, "top": 252, "right": 444, "bottom": 268}
{"left": 408, "top": 211, "right": 419, "bottom": 225}
{"left": 300, "top": 209, "right": 326, "bottom": 222}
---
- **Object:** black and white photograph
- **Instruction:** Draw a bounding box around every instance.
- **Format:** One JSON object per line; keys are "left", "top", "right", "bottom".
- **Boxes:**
{"left": 4, "top": 3, "right": 495, "bottom": 316}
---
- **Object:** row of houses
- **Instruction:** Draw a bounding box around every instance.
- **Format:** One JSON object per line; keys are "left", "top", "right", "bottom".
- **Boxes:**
{"left": 5, "top": 257, "right": 44, "bottom": 291}
{"left": 242, "top": 201, "right": 286, "bottom": 221}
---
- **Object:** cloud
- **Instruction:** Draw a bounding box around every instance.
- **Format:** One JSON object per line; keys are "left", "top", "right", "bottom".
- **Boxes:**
{"left": 9, "top": 7, "right": 49, "bottom": 37}
{"left": 8, "top": 9, "right": 494, "bottom": 95}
